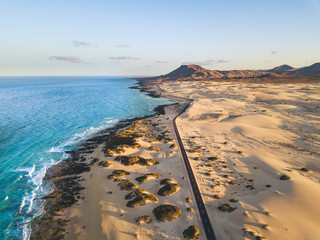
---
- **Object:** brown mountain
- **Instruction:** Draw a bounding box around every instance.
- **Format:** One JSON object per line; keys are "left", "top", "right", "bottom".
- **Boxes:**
{"left": 267, "top": 62, "right": 320, "bottom": 76}
{"left": 159, "top": 65, "right": 266, "bottom": 80}
{"left": 267, "top": 64, "right": 294, "bottom": 73}
{"left": 291, "top": 63, "right": 320, "bottom": 75}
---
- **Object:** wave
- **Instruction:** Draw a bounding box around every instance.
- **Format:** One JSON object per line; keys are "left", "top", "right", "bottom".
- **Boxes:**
{"left": 48, "top": 118, "right": 118, "bottom": 153}
{"left": 17, "top": 118, "right": 119, "bottom": 240}
{"left": 19, "top": 197, "right": 26, "bottom": 213}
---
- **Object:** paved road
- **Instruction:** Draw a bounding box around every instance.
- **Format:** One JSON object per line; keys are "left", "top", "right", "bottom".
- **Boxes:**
{"left": 172, "top": 100, "right": 217, "bottom": 240}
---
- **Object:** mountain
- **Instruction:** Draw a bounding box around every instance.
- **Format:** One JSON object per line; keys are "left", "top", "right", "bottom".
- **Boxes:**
{"left": 267, "top": 62, "right": 320, "bottom": 76}
{"left": 160, "top": 65, "right": 266, "bottom": 80}
{"left": 292, "top": 63, "right": 320, "bottom": 75}
{"left": 267, "top": 64, "right": 294, "bottom": 73}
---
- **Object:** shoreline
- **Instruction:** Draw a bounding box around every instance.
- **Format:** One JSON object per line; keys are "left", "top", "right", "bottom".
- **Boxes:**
{"left": 30, "top": 77, "right": 320, "bottom": 240}
{"left": 29, "top": 80, "right": 176, "bottom": 239}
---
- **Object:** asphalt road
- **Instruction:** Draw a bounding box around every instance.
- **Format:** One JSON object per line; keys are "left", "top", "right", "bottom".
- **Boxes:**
{"left": 172, "top": 100, "right": 217, "bottom": 240}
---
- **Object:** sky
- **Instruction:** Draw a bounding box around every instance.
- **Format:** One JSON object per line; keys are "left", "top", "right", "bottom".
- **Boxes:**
{"left": 0, "top": 0, "right": 320, "bottom": 76}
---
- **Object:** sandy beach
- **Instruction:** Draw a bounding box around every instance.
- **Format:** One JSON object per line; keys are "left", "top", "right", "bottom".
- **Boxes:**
{"left": 31, "top": 79, "right": 320, "bottom": 240}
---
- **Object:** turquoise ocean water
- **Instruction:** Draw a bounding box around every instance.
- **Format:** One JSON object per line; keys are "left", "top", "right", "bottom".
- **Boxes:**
{"left": 0, "top": 76, "right": 171, "bottom": 239}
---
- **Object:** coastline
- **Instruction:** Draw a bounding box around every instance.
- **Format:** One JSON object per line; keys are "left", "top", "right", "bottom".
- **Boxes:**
{"left": 29, "top": 81, "right": 176, "bottom": 239}
{"left": 30, "top": 77, "right": 320, "bottom": 240}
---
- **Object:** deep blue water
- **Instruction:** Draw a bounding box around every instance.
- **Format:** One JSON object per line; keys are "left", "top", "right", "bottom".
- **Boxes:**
{"left": 0, "top": 76, "right": 171, "bottom": 239}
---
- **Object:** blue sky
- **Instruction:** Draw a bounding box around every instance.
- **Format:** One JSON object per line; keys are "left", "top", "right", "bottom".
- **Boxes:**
{"left": 1, "top": 0, "right": 320, "bottom": 76}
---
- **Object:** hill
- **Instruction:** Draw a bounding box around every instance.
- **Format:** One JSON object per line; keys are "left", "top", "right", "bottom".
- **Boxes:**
{"left": 159, "top": 65, "right": 266, "bottom": 80}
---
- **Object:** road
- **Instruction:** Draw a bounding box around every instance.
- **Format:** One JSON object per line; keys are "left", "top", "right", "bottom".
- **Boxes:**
{"left": 172, "top": 100, "right": 217, "bottom": 240}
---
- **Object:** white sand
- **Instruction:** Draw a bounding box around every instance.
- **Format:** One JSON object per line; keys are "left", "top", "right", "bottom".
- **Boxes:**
{"left": 62, "top": 80, "right": 320, "bottom": 240}
{"left": 63, "top": 103, "right": 205, "bottom": 240}
{"left": 161, "top": 81, "right": 320, "bottom": 239}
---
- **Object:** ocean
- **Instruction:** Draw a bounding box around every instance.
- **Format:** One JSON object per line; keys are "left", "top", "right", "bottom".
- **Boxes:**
{"left": 0, "top": 76, "right": 172, "bottom": 239}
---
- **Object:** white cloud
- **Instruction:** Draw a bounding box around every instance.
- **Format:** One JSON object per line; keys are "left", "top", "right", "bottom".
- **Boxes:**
{"left": 49, "top": 56, "right": 83, "bottom": 63}
{"left": 109, "top": 56, "right": 140, "bottom": 60}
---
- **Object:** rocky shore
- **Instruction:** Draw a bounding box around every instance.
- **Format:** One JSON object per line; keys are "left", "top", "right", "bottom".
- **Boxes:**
{"left": 29, "top": 90, "right": 172, "bottom": 240}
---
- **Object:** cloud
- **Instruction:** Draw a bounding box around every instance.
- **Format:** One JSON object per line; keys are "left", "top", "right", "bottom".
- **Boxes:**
{"left": 114, "top": 44, "right": 130, "bottom": 48}
{"left": 215, "top": 59, "right": 231, "bottom": 64}
{"left": 270, "top": 51, "right": 278, "bottom": 54}
{"left": 182, "top": 59, "right": 231, "bottom": 66}
{"left": 72, "top": 41, "right": 93, "bottom": 47}
{"left": 49, "top": 56, "right": 83, "bottom": 63}
{"left": 154, "top": 61, "right": 168, "bottom": 64}
{"left": 109, "top": 56, "right": 140, "bottom": 60}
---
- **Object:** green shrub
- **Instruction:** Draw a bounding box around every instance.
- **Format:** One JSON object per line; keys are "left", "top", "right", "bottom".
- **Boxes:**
{"left": 136, "top": 215, "right": 152, "bottom": 225}
{"left": 135, "top": 173, "right": 161, "bottom": 183}
{"left": 98, "top": 160, "right": 112, "bottom": 168}
{"left": 300, "top": 167, "right": 310, "bottom": 172}
{"left": 158, "top": 183, "right": 180, "bottom": 196}
{"left": 183, "top": 225, "right": 199, "bottom": 240}
{"left": 160, "top": 178, "right": 173, "bottom": 185}
{"left": 187, "top": 207, "right": 194, "bottom": 212}
{"left": 148, "top": 146, "right": 160, "bottom": 151}
{"left": 118, "top": 179, "right": 137, "bottom": 191}
{"left": 126, "top": 189, "right": 158, "bottom": 208}
{"left": 218, "top": 203, "right": 236, "bottom": 213}
{"left": 114, "top": 155, "right": 158, "bottom": 166}
{"left": 103, "top": 130, "right": 142, "bottom": 156}
{"left": 107, "top": 170, "right": 129, "bottom": 179}
{"left": 280, "top": 175, "right": 290, "bottom": 180}
{"left": 152, "top": 204, "right": 181, "bottom": 222}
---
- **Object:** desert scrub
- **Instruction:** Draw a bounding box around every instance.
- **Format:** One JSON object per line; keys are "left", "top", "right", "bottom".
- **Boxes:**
{"left": 193, "top": 157, "right": 203, "bottom": 161}
{"left": 152, "top": 204, "right": 181, "bottom": 222}
{"left": 136, "top": 215, "right": 152, "bottom": 225}
{"left": 147, "top": 146, "right": 160, "bottom": 151}
{"left": 218, "top": 203, "right": 237, "bottom": 213}
{"left": 205, "top": 172, "right": 211, "bottom": 176}
{"left": 169, "top": 143, "right": 177, "bottom": 148}
{"left": 126, "top": 189, "right": 158, "bottom": 207}
{"left": 160, "top": 178, "right": 173, "bottom": 185}
{"left": 98, "top": 160, "right": 112, "bottom": 168}
{"left": 118, "top": 179, "right": 137, "bottom": 191}
{"left": 300, "top": 167, "right": 310, "bottom": 172}
{"left": 187, "top": 207, "right": 194, "bottom": 212}
{"left": 158, "top": 183, "right": 180, "bottom": 196}
{"left": 115, "top": 155, "right": 158, "bottom": 166}
{"left": 188, "top": 147, "right": 202, "bottom": 153}
{"left": 107, "top": 170, "right": 129, "bottom": 179}
{"left": 229, "top": 180, "right": 237, "bottom": 185}
{"left": 103, "top": 130, "right": 142, "bottom": 156}
{"left": 183, "top": 225, "right": 199, "bottom": 240}
{"left": 213, "top": 194, "right": 220, "bottom": 199}
{"left": 280, "top": 174, "right": 290, "bottom": 180}
{"left": 207, "top": 156, "right": 219, "bottom": 161}
{"left": 135, "top": 173, "right": 161, "bottom": 183}
{"left": 186, "top": 197, "right": 192, "bottom": 203}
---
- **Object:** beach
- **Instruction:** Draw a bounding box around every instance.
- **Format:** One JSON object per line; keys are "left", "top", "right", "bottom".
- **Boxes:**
{"left": 31, "top": 79, "right": 320, "bottom": 240}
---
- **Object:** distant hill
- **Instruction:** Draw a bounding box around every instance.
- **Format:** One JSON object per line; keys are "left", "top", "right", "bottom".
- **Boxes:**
{"left": 267, "top": 64, "right": 294, "bottom": 73}
{"left": 159, "top": 64, "right": 266, "bottom": 80}
{"left": 267, "top": 62, "right": 320, "bottom": 76}
{"left": 292, "top": 63, "right": 320, "bottom": 75}
{"left": 136, "top": 62, "right": 320, "bottom": 83}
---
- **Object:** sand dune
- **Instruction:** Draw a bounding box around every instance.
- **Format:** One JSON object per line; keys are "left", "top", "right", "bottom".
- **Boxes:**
{"left": 161, "top": 81, "right": 320, "bottom": 240}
